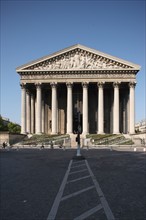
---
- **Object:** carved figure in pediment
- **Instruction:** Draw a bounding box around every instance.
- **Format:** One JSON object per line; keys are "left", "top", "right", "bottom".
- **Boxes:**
{"left": 65, "top": 56, "right": 70, "bottom": 69}
{"left": 102, "top": 61, "right": 107, "bottom": 69}
{"left": 79, "top": 54, "right": 85, "bottom": 68}
{"left": 84, "top": 53, "right": 92, "bottom": 68}
{"left": 70, "top": 54, "right": 74, "bottom": 68}
{"left": 88, "top": 58, "right": 95, "bottom": 69}
{"left": 114, "top": 64, "right": 119, "bottom": 69}
{"left": 29, "top": 49, "right": 132, "bottom": 70}
{"left": 95, "top": 59, "right": 102, "bottom": 68}
{"left": 106, "top": 61, "right": 113, "bottom": 68}
{"left": 72, "top": 52, "right": 80, "bottom": 68}
{"left": 55, "top": 59, "right": 61, "bottom": 69}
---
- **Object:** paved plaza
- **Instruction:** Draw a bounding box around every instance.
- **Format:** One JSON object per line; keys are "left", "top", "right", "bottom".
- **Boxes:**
{"left": 0, "top": 148, "right": 146, "bottom": 220}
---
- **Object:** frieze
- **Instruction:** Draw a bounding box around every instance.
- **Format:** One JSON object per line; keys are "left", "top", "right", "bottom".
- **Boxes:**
{"left": 21, "top": 73, "right": 136, "bottom": 80}
{"left": 24, "top": 49, "right": 132, "bottom": 71}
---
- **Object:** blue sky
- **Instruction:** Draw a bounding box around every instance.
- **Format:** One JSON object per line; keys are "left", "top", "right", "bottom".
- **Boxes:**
{"left": 1, "top": 0, "right": 145, "bottom": 124}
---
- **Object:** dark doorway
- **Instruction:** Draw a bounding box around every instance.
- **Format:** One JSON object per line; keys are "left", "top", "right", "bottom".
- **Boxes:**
{"left": 73, "top": 111, "right": 82, "bottom": 133}
{"left": 73, "top": 84, "right": 82, "bottom": 133}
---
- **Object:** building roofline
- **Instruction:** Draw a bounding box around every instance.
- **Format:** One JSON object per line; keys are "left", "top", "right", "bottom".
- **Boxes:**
{"left": 16, "top": 44, "right": 141, "bottom": 72}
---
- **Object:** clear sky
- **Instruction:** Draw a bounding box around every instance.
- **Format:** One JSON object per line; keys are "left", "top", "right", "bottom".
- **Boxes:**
{"left": 1, "top": 0, "right": 145, "bottom": 125}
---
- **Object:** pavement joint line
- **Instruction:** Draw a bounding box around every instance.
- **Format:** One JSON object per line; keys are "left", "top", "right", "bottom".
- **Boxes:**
{"left": 69, "top": 168, "right": 88, "bottom": 175}
{"left": 85, "top": 160, "right": 115, "bottom": 220}
{"left": 72, "top": 160, "right": 85, "bottom": 165}
{"left": 67, "top": 175, "right": 91, "bottom": 184}
{"left": 47, "top": 160, "right": 73, "bottom": 220}
{"left": 71, "top": 164, "right": 86, "bottom": 169}
{"left": 61, "top": 185, "right": 95, "bottom": 201}
{"left": 73, "top": 204, "right": 103, "bottom": 220}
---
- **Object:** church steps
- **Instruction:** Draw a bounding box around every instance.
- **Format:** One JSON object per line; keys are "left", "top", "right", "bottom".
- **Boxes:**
{"left": 86, "top": 134, "right": 134, "bottom": 146}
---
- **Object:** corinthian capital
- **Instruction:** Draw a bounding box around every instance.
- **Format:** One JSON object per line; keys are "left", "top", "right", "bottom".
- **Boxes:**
{"left": 97, "top": 81, "right": 105, "bottom": 88}
{"left": 82, "top": 82, "right": 89, "bottom": 88}
{"left": 35, "top": 82, "right": 42, "bottom": 89}
{"left": 20, "top": 83, "right": 26, "bottom": 89}
{"left": 50, "top": 82, "right": 57, "bottom": 88}
{"left": 66, "top": 82, "right": 73, "bottom": 88}
{"left": 26, "top": 89, "right": 30, "bottom": 95}
{"left": 129, "top": 81, "right": 136, "bottom": 88}
{"left": 113, "top": 81, "right": 121, "bottom": 88}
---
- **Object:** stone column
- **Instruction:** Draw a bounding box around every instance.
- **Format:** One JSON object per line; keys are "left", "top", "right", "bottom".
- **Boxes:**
{"left": 67, "top": 82, "right": 73, "bottom": 134}
{"left": 82, "top": 82, "right": 89, "bottom": 134}
{"left": 20, "top": 83, "right": 26, "bottom": 134}
{"left": 31, "top": 94, "right": 35, "bottom": 134}
{"left": 36, "top": 83, "right": 42, "bottom": 134}
{"left": 97, "top": 82, "right": 104, "bottom": 134}
{"left": 129, "top": 82, "right": 136, "bottom": 134}
{"left": 123, "top": 96, "right": 126, "bottom": 134}
{"left": 51, "top": 82, "right": 57, "bottom": 134}
{"left": 42, "top": 98, "right": 45, "bottom": 133}
{"left": 26, "top": 90, "right": 31, "bottom": 134}
{"left": 113, "top": 82, "right": 120, "bottom": 134}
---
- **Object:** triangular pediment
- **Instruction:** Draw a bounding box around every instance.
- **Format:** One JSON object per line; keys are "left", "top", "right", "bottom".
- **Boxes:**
{"left": 16, "top": 44, "right": 140, "bottom": 72}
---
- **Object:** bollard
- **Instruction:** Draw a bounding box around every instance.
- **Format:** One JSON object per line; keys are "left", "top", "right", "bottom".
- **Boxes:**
{"left": 72, "top": 130, "right": 85, "bottom": 160}
{"left": 77, "top": 144, "right": 81, "bottom": 156}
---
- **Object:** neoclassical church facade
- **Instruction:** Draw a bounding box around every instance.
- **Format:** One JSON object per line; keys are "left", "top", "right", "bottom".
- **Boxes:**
{"left": 16, "top": 44, "right": 140, "bottom": 135}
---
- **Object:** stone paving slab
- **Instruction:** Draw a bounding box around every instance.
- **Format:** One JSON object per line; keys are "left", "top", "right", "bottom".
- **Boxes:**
{"left": 0, "top": 149, "right": 146, "bottom": 220}
{"left": 56, "top": 189, "right": 102, "bottom": 219}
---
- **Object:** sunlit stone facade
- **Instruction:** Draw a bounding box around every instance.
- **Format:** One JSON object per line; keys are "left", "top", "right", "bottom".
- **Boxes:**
{"left": 16, "top": 44, "right": 140, "bottom": 135}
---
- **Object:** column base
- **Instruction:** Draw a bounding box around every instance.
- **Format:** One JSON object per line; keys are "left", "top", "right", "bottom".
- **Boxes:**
{"left": 21, "top": 132, "right": 27, "bottom": 135}
{"left": 51, "top": 132, "right": 58, "bottom": 135}
{"left": 113, "top": 132, "right": 120, "bottom": 134}
{"left": 98, "top": 132, "right": 105, "bottom": 134}
{"left": 67, "top": 132, "right": 73, "bottom": 135}
{"left": 129, "top": 132, "right": 135, "bottom": 135}
{"left": 36, "top": 132, "right": 42, "bottom": 135}
{"left": 82, "top": 132, "right": 89, "bottom": 138}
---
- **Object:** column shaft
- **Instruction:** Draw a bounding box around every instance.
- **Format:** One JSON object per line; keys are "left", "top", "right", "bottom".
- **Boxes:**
{"left": 26, "top": 90, "right": 31, "bottom": 134}
{"left": 42, "top": 99, "right": 45, "bottom": 133}
{"left": 113, "top": 82, "right": 120, "bottom": 134}
{"left": 36, "top": 83, "right": 42, "bottom": 134}
{"left": 51, "top": 83, "right": 57, "bottom": 134}
{"left": 31, "top": 94, "right": 35, "bottom": 134}
{"left": 82, "top": 82, "right": 88, "bottom": 134}
{"left": 21, "top": 84, "right": 26, "bottom": 134}
{"left": 98, "top": 82, "right": 104, "bottom": 134}
{"left": 67, "top": 83, "right": 73, "bottom": 134}
{"left": 129, "top": 82, "right": 136, "bottom": 134}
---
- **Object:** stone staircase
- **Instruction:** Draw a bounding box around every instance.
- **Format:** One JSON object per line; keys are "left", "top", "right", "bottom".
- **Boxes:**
{"left": 86, "top": 134, "right": 134, "bottom": 147}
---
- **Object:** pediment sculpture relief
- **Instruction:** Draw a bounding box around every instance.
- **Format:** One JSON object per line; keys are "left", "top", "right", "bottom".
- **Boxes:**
{"left": 26, "top": 50, "right": 132, "bottom": 70}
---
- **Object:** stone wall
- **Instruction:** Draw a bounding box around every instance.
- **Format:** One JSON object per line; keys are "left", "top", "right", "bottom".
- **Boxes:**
{"left": 131, "top": 133, "right": 146, "bottom": 139}
{"left": 0, "top": 132, "right": 26, "bottom": 145}
{"left": 0, "top": 132, "right": 9, "bottom": 145}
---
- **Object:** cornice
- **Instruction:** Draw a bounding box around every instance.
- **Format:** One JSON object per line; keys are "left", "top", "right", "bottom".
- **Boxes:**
{"left": 18, "top": 69, "right": 138, "bottom": 75}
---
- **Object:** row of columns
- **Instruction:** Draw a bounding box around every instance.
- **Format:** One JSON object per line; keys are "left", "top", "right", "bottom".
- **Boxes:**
{"left": 21, "top": 81, "right": 136, "bottom": 135}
